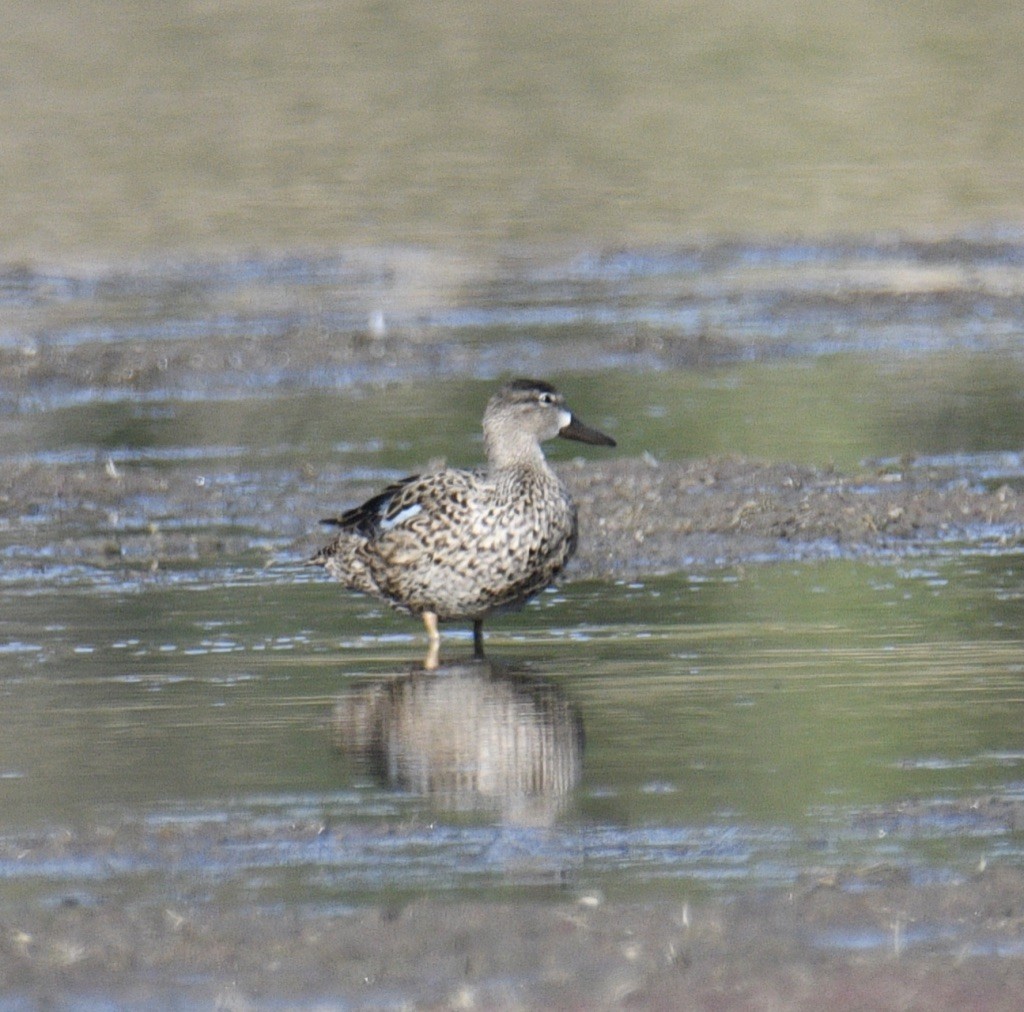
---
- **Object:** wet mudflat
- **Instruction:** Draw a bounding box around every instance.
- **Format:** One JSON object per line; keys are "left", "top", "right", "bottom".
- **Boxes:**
{"left": 5, "top": 242, "right": 1024, "bottom": 1007}
{"left": 5, "top": 873, "right": 1024, "bottom": 1009}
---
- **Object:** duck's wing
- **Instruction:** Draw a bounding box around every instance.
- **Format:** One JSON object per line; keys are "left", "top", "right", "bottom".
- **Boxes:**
{"left": 320, "top": 474, "right": 424, "bottom": 537}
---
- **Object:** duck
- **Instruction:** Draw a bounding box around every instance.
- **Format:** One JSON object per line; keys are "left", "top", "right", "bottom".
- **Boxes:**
{"left": 310, "top": 379, "right": 616, "bottom": 667}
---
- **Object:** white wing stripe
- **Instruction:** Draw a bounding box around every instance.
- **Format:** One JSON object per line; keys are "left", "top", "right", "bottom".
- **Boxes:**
{"left": 380, "top": 503, "right": 423, "bottom": 530}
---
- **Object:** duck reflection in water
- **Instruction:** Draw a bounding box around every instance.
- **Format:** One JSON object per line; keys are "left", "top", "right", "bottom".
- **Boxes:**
{"left": 333, "top": 659, "right": 584, "bottom": 827}
{"left": 310, "top": 380, "right": 615, "bottom": 669}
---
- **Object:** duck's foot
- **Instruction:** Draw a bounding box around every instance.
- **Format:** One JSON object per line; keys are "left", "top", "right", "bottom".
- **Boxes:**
{"left": 422, "top": 611, "right": 440, "bottom": 670}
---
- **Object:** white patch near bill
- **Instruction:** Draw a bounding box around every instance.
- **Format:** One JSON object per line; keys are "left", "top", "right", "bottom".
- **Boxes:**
{"left": 558, "top": 409, "right": 572, "bottom": 429}
{"left": 380, "top": 503, "right": 423, "bottom": 530}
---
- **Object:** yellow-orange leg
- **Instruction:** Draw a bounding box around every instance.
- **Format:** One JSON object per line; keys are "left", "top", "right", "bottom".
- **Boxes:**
{"left": 422, "top": 611, "right": 440, "bottom": 670}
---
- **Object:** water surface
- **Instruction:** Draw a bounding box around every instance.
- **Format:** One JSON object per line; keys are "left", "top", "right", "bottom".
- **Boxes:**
{"left": 3, "top": 241, "right": 1024, "bottom": 958}
{"left": 3, "top": 554, "right": 1024, "bottom": 908}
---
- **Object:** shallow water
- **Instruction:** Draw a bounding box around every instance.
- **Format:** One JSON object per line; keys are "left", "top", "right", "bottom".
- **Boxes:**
{"left": 4, "top": 5, "right": 1024, "bottom": 996}
{"left": 8, "top": 245, "right": 1024, "bottom": 484}
{"left": 4, "top": 242, "right": 1024, "bottom": 959}
{"left": 3, "top": 553, "right": 1024, "bottom": 910}
{"left": 10, "top": 353, "right": 1024, "bottom": 478}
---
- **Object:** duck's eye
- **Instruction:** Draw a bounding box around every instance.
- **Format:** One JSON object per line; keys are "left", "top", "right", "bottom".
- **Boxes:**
{"left": 538, "top": 392, "right": 555, "bottom": 405}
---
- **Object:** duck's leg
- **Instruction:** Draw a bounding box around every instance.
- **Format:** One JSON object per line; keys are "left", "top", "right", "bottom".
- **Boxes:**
{"left": 472, "top": 619, "right": 485, "bottom": 659}
{"left": 422, "top": 611, "right": 440, "bottom": 670}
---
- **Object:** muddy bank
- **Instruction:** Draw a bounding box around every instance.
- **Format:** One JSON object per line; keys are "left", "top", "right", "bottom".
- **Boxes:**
{"left": 4, "top": 861, "right": 1024, "bottom": 1009}
{"left": 570, "top": 454, "right": 1024, "bottom": 576}
{"left": 4, "top": 452, "right": 1024, "bottom": 580}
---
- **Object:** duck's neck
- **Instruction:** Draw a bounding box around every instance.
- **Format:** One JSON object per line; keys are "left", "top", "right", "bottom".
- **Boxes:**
{"left": 484, "top": 430, "right": 552, "bottom": 474}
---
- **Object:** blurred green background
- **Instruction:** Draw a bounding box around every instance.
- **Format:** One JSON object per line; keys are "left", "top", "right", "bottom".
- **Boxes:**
{"left": 4, "top": 1, "right": 1023, "bottom": 260}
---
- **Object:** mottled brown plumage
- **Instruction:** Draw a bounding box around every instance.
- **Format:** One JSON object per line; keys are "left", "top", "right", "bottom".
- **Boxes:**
{"left": 310, "top": 379, "right": 615, "bottom": 666}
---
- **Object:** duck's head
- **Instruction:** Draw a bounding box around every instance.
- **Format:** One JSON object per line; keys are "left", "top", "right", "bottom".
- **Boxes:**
{"left": 483, "top": 379, "right": 616, "bottom": 466}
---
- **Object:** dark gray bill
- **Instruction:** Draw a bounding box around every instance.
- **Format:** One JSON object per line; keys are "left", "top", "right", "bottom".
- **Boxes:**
{"left": 558, "top": 415, "right": 616, "bottom": 447}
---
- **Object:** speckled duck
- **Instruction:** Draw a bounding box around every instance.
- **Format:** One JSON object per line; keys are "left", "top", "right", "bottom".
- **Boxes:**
{"left": 310, "top": 379, "right": 616, "bottom": 667}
